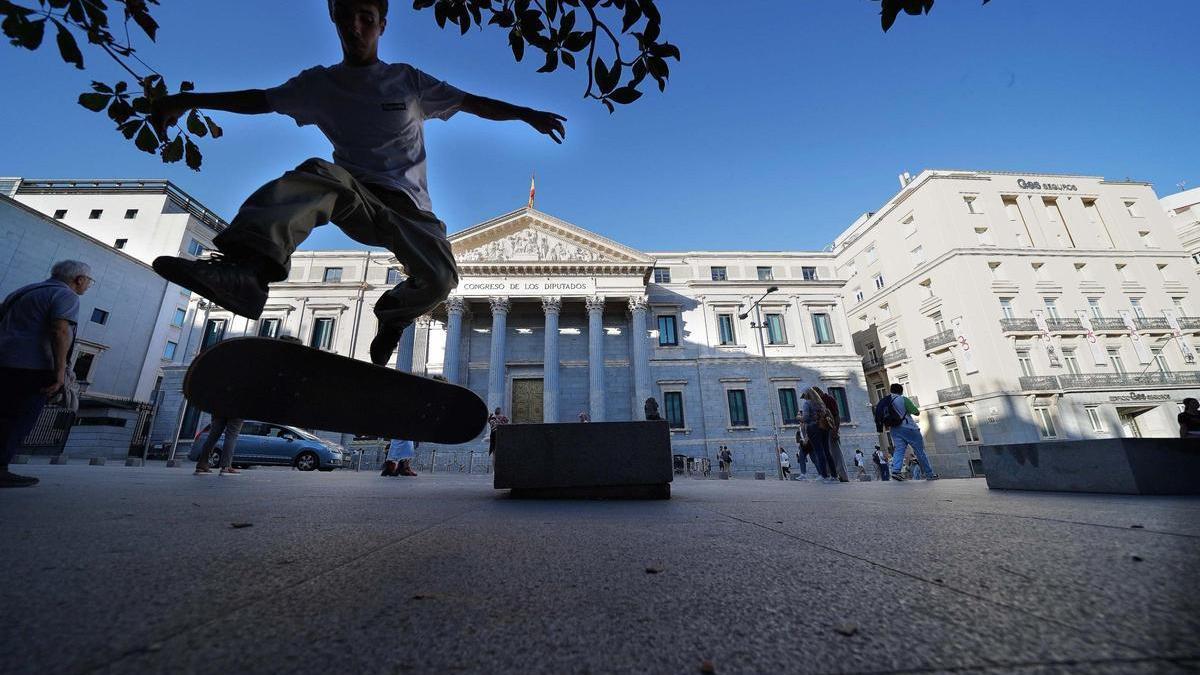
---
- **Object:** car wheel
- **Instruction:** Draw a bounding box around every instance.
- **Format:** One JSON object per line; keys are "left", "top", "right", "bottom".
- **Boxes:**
{"left": 294, "top": 451, "right": 319, "bottom": 472}
{"left": 209, "top": 449, "right": 222, "bottom": 467}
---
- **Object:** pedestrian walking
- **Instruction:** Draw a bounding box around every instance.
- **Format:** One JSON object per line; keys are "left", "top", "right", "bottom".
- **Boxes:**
{"left": 148, "top": 0, "right": 567, "bottom": 368}
{"left": 853, "top": 449, "right": 868, "bottom": 481}
{"left": 644, "top": 397, "right": 662, "bottom": 421}
{"left": 874, "top": 383, "right": 937, "bottom": 482}
{"left": 800, "top": 387, "right": 838, "bottom": 483}
{"left": 578, "top": 411, "right": 590, "bottom": 423}
{"left": 793, "top": 428, "right": 809, "bottom": 477}
{"left": 487, "top": 407, "right": 509, "bottom": 456}
{"left": 194, "top": 417, "right": 246, "bottom": 476}
{"left": 0, "top": 260, "right": 92, "bottom": 488}
{"left": 873, "top": 445, "right": 890, "bottom": 481}
{"left": 382, "top": 439, "right": 418, "bottom": 476}
{"left": 779, "top": 447, "right": 791, "bottom": 480}
{"left": 814, "top": 386, "right": 849, "bottom": 482}
{"left": 719, "top": 446, "right": 733, "bottom": 476}
{"left": 1180, "top": 398, "right": 1200, "bottom": 438}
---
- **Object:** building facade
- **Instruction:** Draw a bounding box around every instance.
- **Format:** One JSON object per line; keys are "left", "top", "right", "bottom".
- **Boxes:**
{"left": 1162, "top": 186, "right": 1200, "bottom": 270}
{"left": 163, "top": 208, "right": 876, "bottom": 476}
{"left": 833, "top": 170, "right": 1200, "bottom": 475}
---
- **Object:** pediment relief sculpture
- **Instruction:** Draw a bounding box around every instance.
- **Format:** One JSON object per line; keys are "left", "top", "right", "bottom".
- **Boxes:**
{"left": 457, "top": 227, "right": 607, "bottom": 263}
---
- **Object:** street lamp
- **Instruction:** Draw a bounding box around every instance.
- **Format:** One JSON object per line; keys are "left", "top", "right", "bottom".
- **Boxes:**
{"left": 738, "top": 286, "right": 782, "bottom": 478}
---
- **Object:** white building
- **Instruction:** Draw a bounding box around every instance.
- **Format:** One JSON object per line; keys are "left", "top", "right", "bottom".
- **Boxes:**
{"left": 1161, "top": 186, "right": 1200, "bottom": 270}
{"left": 833, "top": 170, "right": 1200, "bottom": 475}
{"left": 5, "top": 178, "right": 227, "bottom": 402}
{"left": 163, "top": 208, "right": 876, "bottom": 476}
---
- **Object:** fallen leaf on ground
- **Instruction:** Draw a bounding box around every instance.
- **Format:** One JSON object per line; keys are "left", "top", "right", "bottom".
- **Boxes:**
{"left": 1130, "top": 524, "right": 1144, "bottom": 529}
{"left": 834, "top": 623, "right": 858, "bottom": 636}
{"left": 412, "top": 594, "right": 435, "bottom": 600}
{"left": 699, "top": 659, "right": 716, "bottom": 673}
{"left": 230, "top": 522, "right": 253, "bottom": 529}
{"left": 645, "top": 566, "right": 663, "bottom": 574}
{"left": 1131, "top": 555, "right": 1144, "bottom": 562}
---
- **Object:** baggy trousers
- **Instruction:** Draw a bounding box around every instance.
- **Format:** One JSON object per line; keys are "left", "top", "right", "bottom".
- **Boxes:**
{"left": 197, "top": 417, "right": 244, "bottom": 469}
{"left": 213, "top": 158, "right": 459, "bottom": 328}
{"left": 0, "top": 369, "right": 53, "bottom": 468}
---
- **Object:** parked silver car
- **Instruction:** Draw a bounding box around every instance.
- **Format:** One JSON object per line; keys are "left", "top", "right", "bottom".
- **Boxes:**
{"left": 188, "top": 421, "right": 348, "bottom": 471}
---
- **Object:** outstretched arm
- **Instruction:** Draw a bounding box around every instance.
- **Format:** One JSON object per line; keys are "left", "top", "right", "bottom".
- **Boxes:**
{"left": 460, "top": 94, "right": 566, "bottom": 144}
{"left": 150, "top": 90, "right": 271, "bottom": 140}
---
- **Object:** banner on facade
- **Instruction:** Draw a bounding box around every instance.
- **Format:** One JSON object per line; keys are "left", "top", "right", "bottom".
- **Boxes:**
{"left": 1118, "top": 309, "right": 1152, "bottom": 364}
{"left": 452, "top": 276, "right": 598, "bottom": 298}
{"left": 1032, "top": 310, "right": 1061, "bottom": 367}
{"left": 1076, "top": 310, "right": 1108, "bottom": 366}
{"left": 951, "top": 317, "right": 978, "bottom": 374}
{"left": 1163, "top": 309, "right": 1197, "bottom": 365}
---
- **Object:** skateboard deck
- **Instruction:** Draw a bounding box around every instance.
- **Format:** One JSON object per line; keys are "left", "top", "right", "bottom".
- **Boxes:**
{"left": 184, "top": 337, "right": 487, "bottom": 444}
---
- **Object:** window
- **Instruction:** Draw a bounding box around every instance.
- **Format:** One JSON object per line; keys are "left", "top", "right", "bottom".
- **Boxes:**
{"left": 811, "top": 313, "right": 834, "bottom": 344}
{"left": 1088, "top": 298, "right": 1103, "bottom": 318}
{"left": 1043, "top": 298, "right": 1060, "bottom": 320}
{"left": 114, "top": 238, "right": 128, "bottom": 250}
{"left": 323, "top": 267, "right": 343, "bottom": 283}
{"left": 162, "top": 340, "right": 178, "bottom": 360}
{"left": 657, "top": 315, "right": 678, "bottom": 346}
{"left": 1083, "top": 199, "right": 1115, "bottom": 247}
{"left": 988, "top": 261, "right": 1004, "bottom": 279}
{"left": 828, "top": 387, "right": 850, "bottom": 422}
{"left": 1124, "top": 200, "right": 1140, "bottom": 218}
{"left": 386, "top": 268, "right": 403, "bottom": 285}
{"left": 1172, "top": 298, "right": 1188, "bottom": 316}
{"left": 1016, "top": 349, "right": 1034, "bottom": 377}
{"left": 873, "top": 383, "right": 887, "bottom": 401}
{"left": 886, "top": 332, "right": 900, "bottom": 352}
{"left": 53, "top": 209, "right": 67, "bottom": 219}
{"left": 1158, "top": 264, "right": 1172, "bottom": 282}
{"left": 1062, "top": 348, "right": 1080, "bottom": 375}
{"left": 945, "top": 360, "right": 963, "bottom": 387}
{"left": 881, "top": 303, "right": 892, "bottom": 319}
{"left": 902, "top": 215, "right": 917, "bottom": 237}
{"left": 1032, "top": 263, "right": 1049, "bottom": 281}
{"left": 310, "top": 317, "right": 336, "bottom": 350}
{"left": 931, "top": 312, "right": 946, "bottom": 333}
{"left": 202, "top": 319, "right": 226, "bottom": 349}
{"left": 1074, "top": 262, "right": 1090, "bottom": 280}
{"left": 90, "top": 308, "right": 109, "bottom": 325}
{"left": 802, "top": 266, "right": 818, "bottom": 281}
{"left": 1033, "top": 406, "right": 1057, "bottom": 439}
{"left": 1152, "top": 348, "right": 1169, "bottom": 373}
{"left": 765, "top": 313, "right": 786, "bottom": 344}
{"left": 910, "top": 246, "right": 925, "bottom": 265}
{"left": 171, "top": 308, "right": 186, "bottom": 327}
{"left": 653, "top": 267, "right": 672, "bottom": 284}
{"left": 865, "top": 245, "right": 878, "bottom": 264}
{"left": 866, "top": 342, "right": 879, "bottom": 362}
{"left": 1116, "top": 264, "right": 1131, "bottom": 281}
{"left": 710, "top": 266, "right": 727, "bottom": 281}
{"left": 1130, "top": 298, "right": 1145, "bottom": 319}
{"left": 88, "top": 209, "right": 103, "bottom": 219}
{"left": 1085, "top": 406, "right": 1105, "bottom": 433}
{"left": 717, "top": 313, "right": 736, "bottom": 345}
{"left": 186, "top": 238, "right": 205, "bottom": 256}
{"left": 1139, "top": 230, "right": 1156, "bottom": 248}
{"left": 854, "top": 288, "right": 863, "bottom": 303}
{"left": 1004, "top": 196, "right": 1034, "bottom": 247}
{"left": 1107, "top": 348, "right": 1126, "bottom": 374}
{"left": 959, "top": 413, "right": 981, "bottom": 443}
{"left": 663, "top": 391, "right": 685, "bottom": 429}
{"left": 727, "top": 390, "right": 749, "bottom": 427}
{"left": 756, "top": 266, "right": 774, "bottom": 281}
{"left": 72, "top": 352, "right": 95, "bottom": 382}
{"left": 124, "top": 209, "right": 138, "bottom": 219}
{"left": 963, "top": 196, "right": 982, "bottom": 214}
{"left": 999, "top": 298, "right": 1015, "bottom": 320}
{"left": 259, "top": 318, "right": 281, "bottom": 338}
{"left": 873, "top": 273, "right": 885, "bottom": 290}
{"left": 778, "top": 388, "right": 800, "bottom": 425}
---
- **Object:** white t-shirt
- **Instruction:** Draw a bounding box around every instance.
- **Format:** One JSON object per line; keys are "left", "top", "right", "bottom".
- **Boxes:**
{"left": 779, "top": 451, "right": 790, "bottom": 468}
{"left": 266, "top": 61, "right": 466, "bottom": 213}
{"left": 854, "top": 453, "right": 865, "bottom": 466}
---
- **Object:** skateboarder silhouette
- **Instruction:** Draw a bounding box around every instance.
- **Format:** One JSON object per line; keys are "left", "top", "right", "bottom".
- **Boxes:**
{"left": 151, "top": 0, "right": 566, "bottom": 366}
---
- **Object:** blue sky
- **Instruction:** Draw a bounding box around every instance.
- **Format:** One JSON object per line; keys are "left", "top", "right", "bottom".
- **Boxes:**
{"left": 1, "top": 0, "right": 1196, "bottom": 253}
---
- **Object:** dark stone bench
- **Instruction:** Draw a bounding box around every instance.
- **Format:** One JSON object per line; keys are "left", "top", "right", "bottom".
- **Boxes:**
{"left": 980, "top": 438, "right": 1200, "bottom": 495}
{"left": 493, "top": 421, "right": 673, "bottom": 499}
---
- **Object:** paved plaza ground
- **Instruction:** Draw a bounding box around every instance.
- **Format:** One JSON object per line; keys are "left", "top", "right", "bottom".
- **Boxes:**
{"left": 2, "top": 463, "right": 1198, "bottom": 674}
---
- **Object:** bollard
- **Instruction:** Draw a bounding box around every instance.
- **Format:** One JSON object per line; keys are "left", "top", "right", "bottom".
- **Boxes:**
{"left": 430, "top": 449, "right": 437, "bottom": 474}
{"left": 50, "top": 455, "right": 69, "bottom": 465}
{"left": 89, "top": 457, "right": 106, "bottom": 466}
{"left": 165, "top": 459, "right": 184, "bottom": 468}
{"left": 467, "top": 451, "right": 474, "bottom": 475}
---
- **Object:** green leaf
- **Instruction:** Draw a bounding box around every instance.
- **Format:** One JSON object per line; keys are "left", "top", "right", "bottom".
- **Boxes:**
{"left": 608, "top": 86, "right": 642, "bottom": 105}
{"left": 561, "top": 50, "right": 575, "bottom": 69}
{"left": 107, "top": 98, "right": 134, "bottom": 123}
{"left": 508, "top": 27, "right": 524, "bottom": 61}
{"left": 621, "top": 1, "right": 641, "bottom": 32}
{"left": 161, "top": 134, "right": 184, "bottom": 163}
{"left": 78, "top": 92, "right": 112, "bottom": 112}
{"left": 131, "top": 96, "right": 152, "bottom": 115}
{"left": 180, "top": 81, "right": 195, "bottom": 92}
{"left": 52, "top": 19, "right": 83, "bottom": 69}
{"left": 537, "top": 49, "right": 558, "bottom": 73}
{"left": 184, "top": 136, "right": 203, "bottom": 171}
{"left": 89, "top": 81, "right": 113, "bottom": 94}
{"left": 135, "top": 122, "right": 160, "bottom": 153}
{"left": 563, "top": 30, "right": 590, "bottom": 52}
{"left": 204, "top": 115, "right": 223, "bottom": 139}
{"left": 7, "top": 16, "right": 46, "bottom": 50}
{"left": 118, "top": 119, "right": 141, "bottom": 140}
{"left": 186, "top": 109, "right": 208, "bottom": 137}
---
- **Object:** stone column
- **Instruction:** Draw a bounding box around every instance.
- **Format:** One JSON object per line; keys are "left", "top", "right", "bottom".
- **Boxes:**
{"left": 412, "top": 314, "right": 433, "bottom": 376}
{"left": 628, "top": 295, "right": 652, "bottom": 417}
{"left": 394, "top": 326, "right": 416, "bottom": 374}
{"left": 542, "top": 297, "right": 562, "bottom": 424}
{"left": 487, "top": 297, "right": 511, "bottom": 413}
{"left": 586, "top": 295, "right": 607, "bottom": 422}
{"left": 442, "top": 297, "right": 467, "bottom": 385}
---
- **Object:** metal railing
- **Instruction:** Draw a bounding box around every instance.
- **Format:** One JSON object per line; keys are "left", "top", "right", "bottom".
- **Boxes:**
{"left": 1057, "top": 371, "right": 1200, "bottom": 390}
{"left": 1180, "top": 317, "right": 1200, "bottom": 330}
{"left": 999, "top": 318, "right": 1038, "bottom": 332}
{"left": 862, "top": 356, "right": 884, "bottom": 371}
{"left": 1134, "top": 317, "right": 1171, "bottom": 331}
{"left": 881, "top": 349, "right": 908, "bottom": 365}
{"left": 923, "top": 330, "right": 956, "bottom": 351}
{"left": 1089, "top": 317, "right": 1128, "bottom": 331}
{"left": 1045, "top": 317, "right": 1084, "bottom": 332}
{"left": 1018, "top": 375, "right": 1061, "bottom": 391}
{"left": 936, "top": 384, "right": 973, "bottom": 402}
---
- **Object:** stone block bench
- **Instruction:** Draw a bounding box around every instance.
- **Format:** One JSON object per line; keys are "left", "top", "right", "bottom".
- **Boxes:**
{"left": 980, "top": 438, "right": 1200, "bottom": 495}
{"left": 493, "top": 421, "right": 673, "bottom": 499}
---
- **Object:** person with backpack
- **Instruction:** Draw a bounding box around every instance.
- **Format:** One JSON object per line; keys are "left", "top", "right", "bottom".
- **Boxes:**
{"left": 813, "top": 386, "right": 849, "bottom": 482}
{"left": 800, "top": 387, "right": 839, "bottom": 483}
{"left": 873, "top": 383, "right": 937, "bottom": 482}
{"left": 873, "top": 445, "right": 891, "bottom": 481}
{"left": 0, "top": 260, "right": 92, "bottom": 488}
{"left": 793, "top": 428, "right": 811, "bottom": 478}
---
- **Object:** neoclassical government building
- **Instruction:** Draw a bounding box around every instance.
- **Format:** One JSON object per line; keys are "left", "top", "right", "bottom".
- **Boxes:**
{"left": 167, "top": 207, "right": 878, "bottom": 476}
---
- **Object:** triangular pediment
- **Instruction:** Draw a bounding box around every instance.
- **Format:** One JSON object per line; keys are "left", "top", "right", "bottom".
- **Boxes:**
{"left": 449, "top": 208, "right": 653, "bottom": 266}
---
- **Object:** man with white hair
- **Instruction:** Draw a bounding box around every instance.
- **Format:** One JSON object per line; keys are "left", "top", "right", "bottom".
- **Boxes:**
{"left": 0, "top": 260, "right": 93, "bottom": 487}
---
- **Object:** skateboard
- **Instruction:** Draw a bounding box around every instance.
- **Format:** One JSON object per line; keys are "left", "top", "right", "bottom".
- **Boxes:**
{"left": 184, "top": 337, "right": 487, "bottom": 444}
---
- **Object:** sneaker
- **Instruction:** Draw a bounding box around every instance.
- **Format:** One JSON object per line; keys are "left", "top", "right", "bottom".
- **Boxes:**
{"left": 381, "top": 461, "right": 399, "bottom": 477}
{"left": 219, "top": 467, "right": 241, "bottom": 476}
{"left": 399, "top": 459, "right": 418, "bottom": 477}
{"left": 0, "top": 471, "right": 39, "bottom": 488}
{"left": 890, "top": 472, "right": 906, "bottom": 482}
{"left": 369, "top": 297, "right": 412, "bottom": 366}
{"left": 194, "top": 466, "right": 212, "bottom": 475}
{"left": 152, "top": 254, "right": 268, "bottom": 320}
{"left": 925, "top": 473, "right": 940, "bottom": 481}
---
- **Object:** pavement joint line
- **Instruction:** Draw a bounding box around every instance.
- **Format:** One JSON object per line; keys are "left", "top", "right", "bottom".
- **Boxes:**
{"left": 82, "top": 504, "right": 483, "bottom": 674}
{"left": 702, "top": 507, "right": 1156, "bottom": 660}
{"left": 965, "top": 511, "right": 1200, "bottom": 540}
{"left": 847, "top": 654, "right": 1200, "bottom": 675}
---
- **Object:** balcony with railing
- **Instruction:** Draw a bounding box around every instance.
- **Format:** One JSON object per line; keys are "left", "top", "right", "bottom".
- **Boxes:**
{"left": 999, "top": 318, "right": 1038, "bottom": 332}
{"left": 882, "top": 349, "right": 908, "bottom": 366}
{"left": 862, "top": 355, "right": 884, "bottom": 371}
{"left": 1089, "top": 317, "right": 1129, "bottom": 332}
{"left": 1134, "top": 317, "right": 1171, "bottom": 331}
{"left": 923, "top": 330, "right": 956, "bottom": 352}
{"left": 936, "top": 384, "right": 973, "bottom": 403}
{"left": 1180, "top": 317, "right": 1200, "bottom": 330}
{"left": 1018, "top": 375, "right": 1061, "bottom": 391}
{"left": 1045, "top": 317, "right": 1084, "bottom": 332}
{"left": 1057, "top": 371, "right": 1200, "bottom": 391}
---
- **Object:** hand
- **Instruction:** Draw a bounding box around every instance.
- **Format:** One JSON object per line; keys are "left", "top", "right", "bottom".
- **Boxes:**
{"left": 524, "top": 108, "right": 567, "bottom": 144}
{"left": 150, "top": 94, "right": 187, "bottom": 141}
{"left": 41, "top": 373, "right": 64, "bottom": 396}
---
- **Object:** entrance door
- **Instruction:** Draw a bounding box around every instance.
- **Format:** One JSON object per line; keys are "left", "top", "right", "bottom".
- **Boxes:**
{"left": 1119, "top": 411, "right": 1143, "bottom": 438}
{"left": 511, "top": 378, "right": 544, "bottom": 424}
